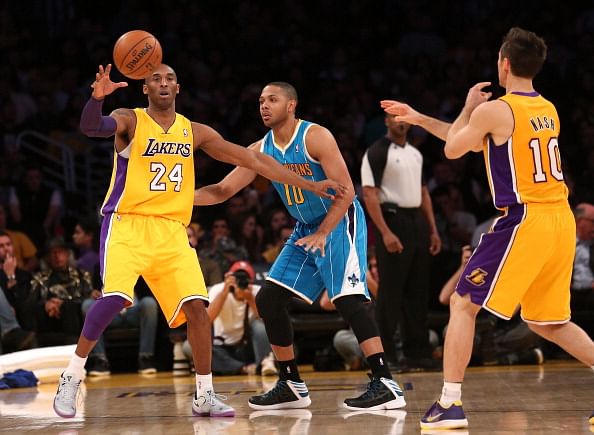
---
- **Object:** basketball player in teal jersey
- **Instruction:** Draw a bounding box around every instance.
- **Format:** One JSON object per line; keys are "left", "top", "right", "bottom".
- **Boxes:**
{"left": 195, "top": 82, "right": 405, "bottom": 411}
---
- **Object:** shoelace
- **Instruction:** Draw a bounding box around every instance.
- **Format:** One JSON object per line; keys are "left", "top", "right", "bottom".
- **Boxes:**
{"left": 206, "top": 391, "right": 229, "bottom": 405}
{"left": 261, "top": 380, "right": 288, "bottom": 399}
{"left": 57, "top": 378, "right": 83, "bottom": 406}
{"left": 359, "top": 378, "right": 383, "bottom": 399}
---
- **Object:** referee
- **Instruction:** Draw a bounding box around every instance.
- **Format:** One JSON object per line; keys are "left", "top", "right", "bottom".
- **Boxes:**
{"left": 361, "top": 113, "right": 441, "bottom": 371}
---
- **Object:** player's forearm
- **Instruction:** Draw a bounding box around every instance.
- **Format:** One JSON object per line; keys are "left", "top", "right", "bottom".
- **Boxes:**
{"left": 194, "top": 185, "right": 230, "bottom": 206}
{"left": 79, "top": 97, "right": 117, "bottom": 137}
{"left": 251, "top": 153, "right": 317, "bottom": 193}
{"left": 317, "top": 190, "right": 355, "bottom": 236}
{"left": 418, "top": 114, "right": 451, "bottom": 141}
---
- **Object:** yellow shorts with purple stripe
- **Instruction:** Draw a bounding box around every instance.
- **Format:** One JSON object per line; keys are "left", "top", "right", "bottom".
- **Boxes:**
{"left": 456, "top": 201, "right": 575, "bottom": 323}
{"left": 100, "top": 213, "right": 208, "bottom": 328}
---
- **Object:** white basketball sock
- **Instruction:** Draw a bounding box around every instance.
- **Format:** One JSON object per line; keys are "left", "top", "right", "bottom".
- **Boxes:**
{"left": 439, "top": 381, "right": 462, "bottom": 407}
{"left": 196, "top": 373, "right": 213, "bottom": 395}
{"left": 65, "top": 354, "right": 87, "bottom": 379}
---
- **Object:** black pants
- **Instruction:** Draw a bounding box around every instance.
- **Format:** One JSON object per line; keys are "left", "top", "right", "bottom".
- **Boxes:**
{"left": 375, "top": 206, "right": 432, "bottom": 360}
{"left": 35, "top": 300, "right": 83, "bottom": 346}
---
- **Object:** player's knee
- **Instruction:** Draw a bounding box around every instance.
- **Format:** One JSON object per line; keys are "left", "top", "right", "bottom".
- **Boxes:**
{"left": 182, "top": 298, "right": 207, "bottom": 323}
{"left": 256, "top": 281, "right": 291, "bottom": 320}
{"left": 333, "top": 295, "right": 378, "bottom": 343}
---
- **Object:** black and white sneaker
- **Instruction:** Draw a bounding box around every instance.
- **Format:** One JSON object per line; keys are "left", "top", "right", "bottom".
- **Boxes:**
{"left": 344, "top": 374, "right": 406, "bottom": 410}
{"left": 248, "top": 379, "right": 311, "bottom": 410}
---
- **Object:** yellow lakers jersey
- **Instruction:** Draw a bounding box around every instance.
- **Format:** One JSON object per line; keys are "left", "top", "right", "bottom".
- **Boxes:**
{"left": 101, "top": 108, "right": 195, "bottom": 225}
{"left": 484, "top": 92, "right": 568, "bottom": 208}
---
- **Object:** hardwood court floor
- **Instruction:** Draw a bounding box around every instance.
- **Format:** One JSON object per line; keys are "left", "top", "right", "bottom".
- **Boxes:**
{"left": 1, "top": 361, "right": 593, "bottom": 434}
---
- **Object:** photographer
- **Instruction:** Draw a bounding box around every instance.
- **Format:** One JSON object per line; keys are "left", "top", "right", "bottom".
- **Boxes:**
{"left": 183, "top": 261, "right": 277, "bottom": 376}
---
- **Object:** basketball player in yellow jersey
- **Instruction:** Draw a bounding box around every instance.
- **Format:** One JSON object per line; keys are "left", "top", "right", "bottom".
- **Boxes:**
{"left": 53, "top": 63, "right": 342, "bottom": 419}
{"left": 382, "top": 27, "right": 594, "bottom": 429}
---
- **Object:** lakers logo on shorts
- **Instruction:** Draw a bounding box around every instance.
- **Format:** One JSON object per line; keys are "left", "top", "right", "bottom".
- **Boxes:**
{"left": 465, "top": 268, "right": 488, "bottom": 286}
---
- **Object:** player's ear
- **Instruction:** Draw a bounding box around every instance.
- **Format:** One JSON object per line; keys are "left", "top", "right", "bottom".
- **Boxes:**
{"left": 176, "top": 83, "right": 180, "bottom": 94}
{"left": 142, "top": 84, "right": 148, "bottom": 95}
{"left": 288, "top": 99, "right": 297, "bottom": 114}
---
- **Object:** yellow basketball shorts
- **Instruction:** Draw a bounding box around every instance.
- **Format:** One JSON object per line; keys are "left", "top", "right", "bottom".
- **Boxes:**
{"left": 99, "top": 213, "right": 208, "bottom": 327}
{"left": 456, "top": 202, "right": 575, "bottom": 323}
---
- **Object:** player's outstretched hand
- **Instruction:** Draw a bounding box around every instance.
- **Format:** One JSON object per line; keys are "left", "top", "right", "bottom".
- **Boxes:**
{"left": 296, "top": 231, "right": 327, "bottom": 257}
{"left": 464, "top": 82, "right": 492, "bottom": 112}
{"left": 380, "top": 100, "right": 424, "bottom": 125}
{"left": 312, "top": 179, "right": 348, "bottom": 200}
{"left": 91, "top": 64, "right": 128, "bottom": 100}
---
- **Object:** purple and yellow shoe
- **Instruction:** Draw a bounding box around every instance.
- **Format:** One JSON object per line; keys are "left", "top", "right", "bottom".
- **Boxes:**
{"left": 420, "top": 400, "right": 468, "bottom": 430}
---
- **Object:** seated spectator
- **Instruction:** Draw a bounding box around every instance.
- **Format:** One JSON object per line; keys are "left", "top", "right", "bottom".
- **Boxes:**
{"left": 0, "top": 204, "right": 39, "bottom": 272}
{"left": 187, "top": 224, "right": 222, "bottom": 287}
{"left": 321, "top": 253, "right": 380, "bottom": 371}
{"left": 72, "top": 215, "right": 99, "bottom": 274}
{"left": 439, "top": 245, "right": 543, "bottom": 366}
{"left": 183, "top": 261, "right": 276, "bottom": 376}
{"left": 571, "top": 203, "right": 594, "bottom": 309}
{"left": 262, "top": 208, "right": 291, "bottom": 250}
{"left": 0, "top": 230, "right": 35, "bottom": 331}
{"left": 31, "top": 237, "right": 92, "bottom": 346}
{"left": 230, "top": 212, "right": 264, "bottom": 264}
{"left": 261, "top": 225, "right": 294, "bottom": 265}
{"left": 82, "top": 276, "right": 159, "bottom": 376}
{"left": 8, "top": 163, "right": 63, "bottom": 250}
{"left": 0, "top": 284, "right": 36, "bottom": 353}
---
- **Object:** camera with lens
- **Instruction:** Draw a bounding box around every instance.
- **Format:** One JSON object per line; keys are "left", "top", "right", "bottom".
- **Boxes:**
{"left": 229, "top": 270, "right": 251, "bottom": 293}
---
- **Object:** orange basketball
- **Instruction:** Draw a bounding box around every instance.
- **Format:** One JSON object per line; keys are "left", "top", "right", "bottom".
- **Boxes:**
{"left": 113, "top": 30, "right": 162, "bottom": 80}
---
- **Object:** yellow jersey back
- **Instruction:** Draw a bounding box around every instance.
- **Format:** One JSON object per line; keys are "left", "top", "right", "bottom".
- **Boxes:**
{"left": 484, "top": 91, "right": 568, "bottom": 208}
{"left": 101, "top": 108, "right": 195, "bottom": 225}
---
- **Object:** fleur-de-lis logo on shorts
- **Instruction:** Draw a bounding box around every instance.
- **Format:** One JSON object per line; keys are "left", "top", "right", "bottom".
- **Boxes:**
{"left": 465, "top": 268, "right": 488, "bottom": 286}
{"left": 348, "top": 273, "right": 360, "bottom": 287}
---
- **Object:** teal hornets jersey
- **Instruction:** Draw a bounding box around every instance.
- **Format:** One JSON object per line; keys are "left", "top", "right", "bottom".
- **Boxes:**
{"left": 261, "top": 120, "right": 333, "bottom": 224}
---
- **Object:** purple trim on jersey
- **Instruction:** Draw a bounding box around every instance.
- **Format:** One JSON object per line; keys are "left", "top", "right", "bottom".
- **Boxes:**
{"left": 511, "top": 91, "right": 539, "bottom": 97}
{"left": 456, "top": 204, "right": 526, "bottom": 311}
{"left": 488, "top": 137, "right": 518, "bottom": 207}
{"left": 101, "top": 154, "right": 129, "bottom": 215}
{"left": 98, "top": 213, "right": 112, "bottom": 280}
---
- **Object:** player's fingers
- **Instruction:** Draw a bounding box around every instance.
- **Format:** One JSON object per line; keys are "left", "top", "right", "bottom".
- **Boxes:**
{"left": 115, "top": 82, "right": 129, "bottom": 88}
{"left": 473, "top": 81, "right": 491, "bottom": 90}
{"left": 380, "top": 100, "right": 398, "bottom": 108}
{"left": 105, "top": 64, "right": 112, "bottom": 74}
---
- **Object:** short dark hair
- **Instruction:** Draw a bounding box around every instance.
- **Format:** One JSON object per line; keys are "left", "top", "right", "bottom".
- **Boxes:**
{"left": 266, "top": 81, "right": 298, "bottom": 102}
{"left": 500, "top": 27, "right": 547, "bottom": 79}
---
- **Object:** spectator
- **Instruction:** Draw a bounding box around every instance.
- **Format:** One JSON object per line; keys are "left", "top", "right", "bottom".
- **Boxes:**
{"left": 0, "top": 230, "right": 35, "bottom": 331}
{"left": 31, "top": 237, "right": 92, "bottom": 346}
{"left": 187, "top": 224, "right": 222, "bottom": 287}
{"left": 571, "top": 203, "right": 594, "bottom": 309}
{"left": 0, "top": 285, "right": 36, "bottom": 353}
{"left": 261, "top": 225, "right": 294, "bottom": 265}
{"left": 231, "top": 212, "right": 263, "bottom": 264}
{"left": 72, "top": 215, "right": 99, "bottom": 274}
{"left": 8, "top": 163, "right": 63, "bottom": 250}
{"left": 0, "top": 203, "right": 39, "bottom": 272}
{"left": 184, "top": 261, "right": 276, "bottom": 376}
{"left": 82, "top": 277, "right": 159, "bottom": 376}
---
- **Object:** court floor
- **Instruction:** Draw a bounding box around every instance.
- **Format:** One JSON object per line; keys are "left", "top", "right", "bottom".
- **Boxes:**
{"left": 1, "top": 361, "right": 593, "bottom": 434}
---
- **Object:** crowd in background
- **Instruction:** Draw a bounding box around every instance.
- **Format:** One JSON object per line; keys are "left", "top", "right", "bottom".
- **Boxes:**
{"left": 1, "top": 1, "right": 594, "bottom": 368}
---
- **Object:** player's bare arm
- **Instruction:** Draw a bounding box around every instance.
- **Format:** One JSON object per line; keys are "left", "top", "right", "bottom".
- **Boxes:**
{"left": 194, "top": 143, "right": 260, "bottom": 206}
{"left": 192, "top": 122, "right": 342, "bottom": 200}
{"left": 381, "top": 100, "right": 451, "bottom": 141}
{"left": 295, "top": 125, "right": 355, "bottom": 256}
{"left": 445, "top": 82, "right": 496, "bottom": 158}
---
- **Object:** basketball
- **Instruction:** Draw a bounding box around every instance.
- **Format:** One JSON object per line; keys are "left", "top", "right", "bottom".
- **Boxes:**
{"left": 113, "top": 30, "right": 162, "bottom": 80}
